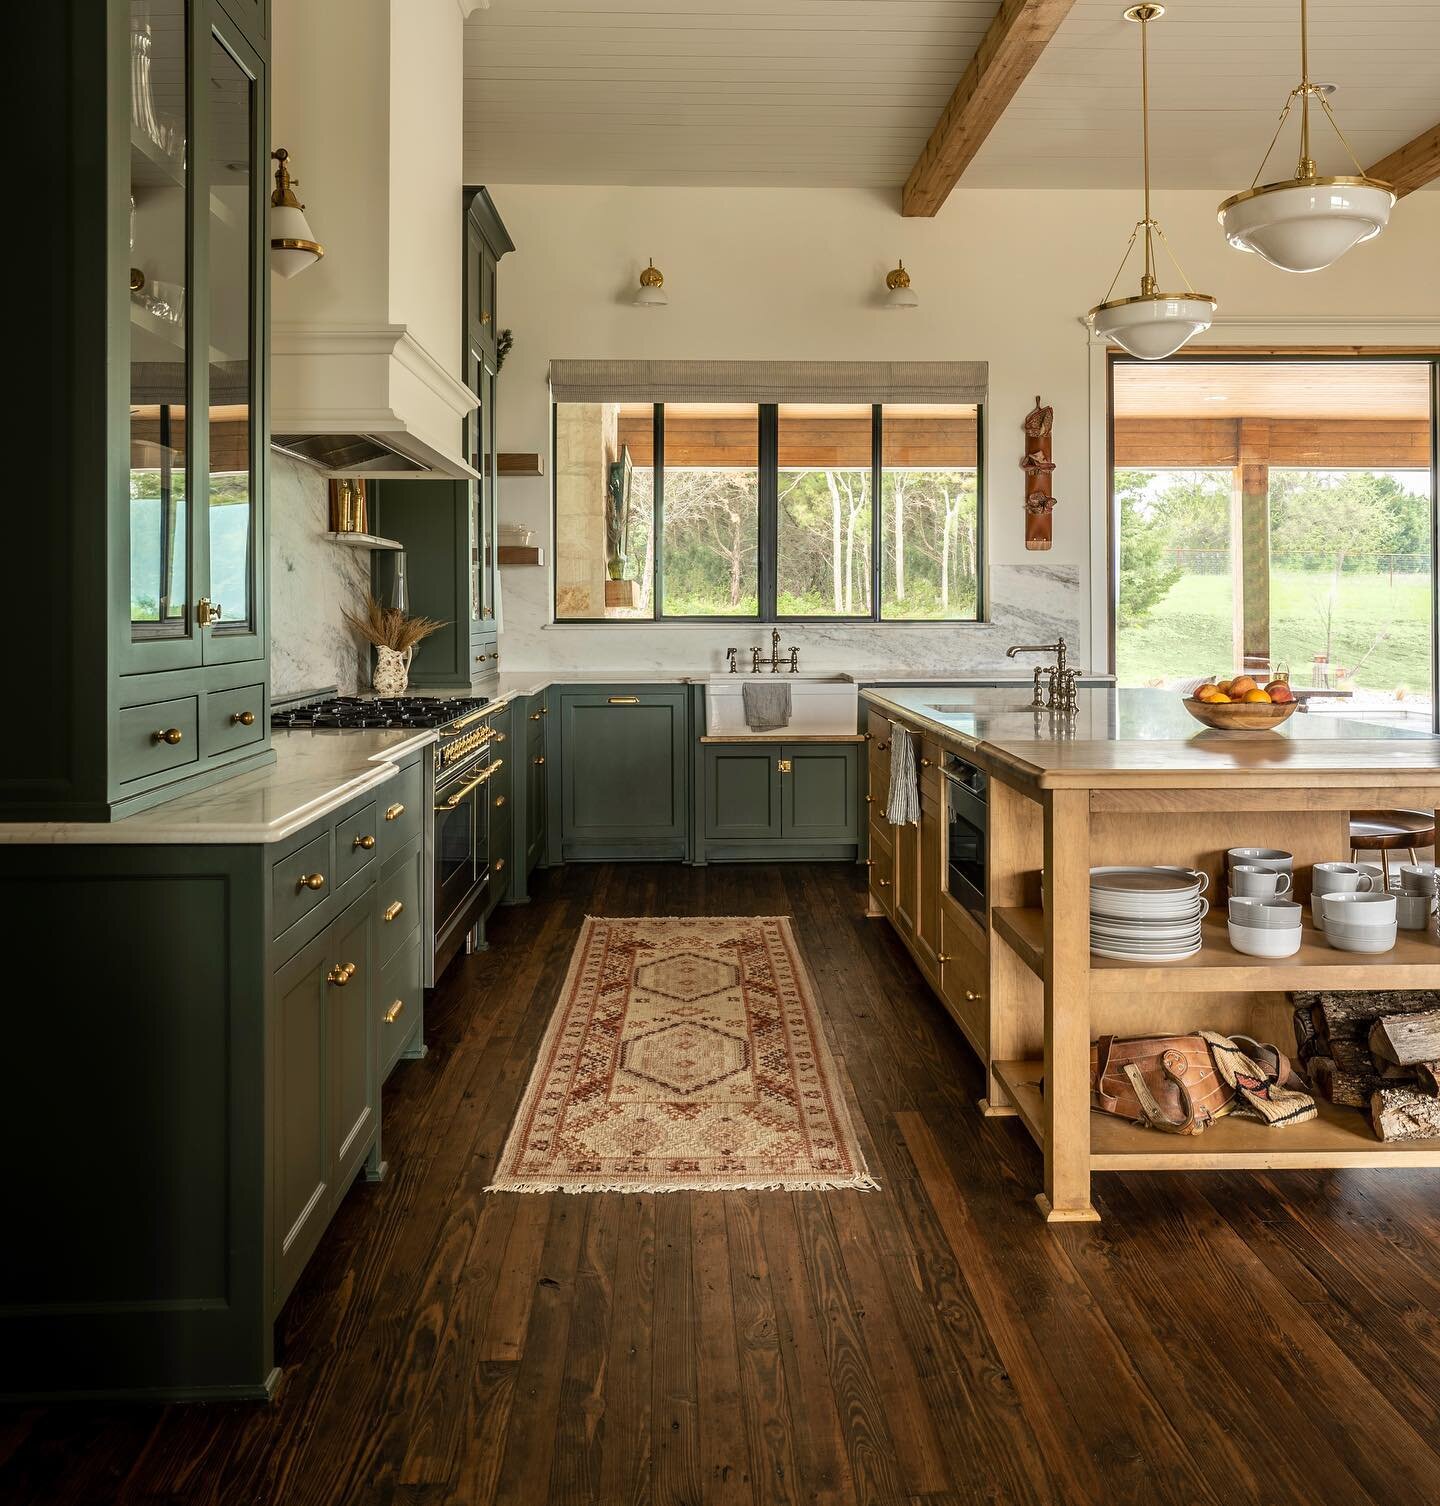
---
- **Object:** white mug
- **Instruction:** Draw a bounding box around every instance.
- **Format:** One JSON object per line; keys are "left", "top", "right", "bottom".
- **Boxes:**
{"left": 1230, "top": 864, "right": 1292, "bottom": 898}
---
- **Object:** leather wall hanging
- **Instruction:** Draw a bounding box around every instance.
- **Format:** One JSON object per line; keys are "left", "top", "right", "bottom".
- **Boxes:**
{"left": 1021, "top": 396, "right": 1055, "bottom": 551}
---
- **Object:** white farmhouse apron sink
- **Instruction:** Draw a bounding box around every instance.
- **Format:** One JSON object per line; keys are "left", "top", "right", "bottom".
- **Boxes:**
{"left": 705, "top": 674, "right": 859, "bottom": 737}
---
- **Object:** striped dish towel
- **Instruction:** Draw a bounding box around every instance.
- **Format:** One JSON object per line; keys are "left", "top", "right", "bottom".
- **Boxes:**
{"left": 885, "top": 724, "right": 920, "bottom": 826}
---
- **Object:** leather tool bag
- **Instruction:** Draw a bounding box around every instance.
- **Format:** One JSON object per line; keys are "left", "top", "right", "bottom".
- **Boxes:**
{"left": 1090, "top": 1034, "right": 1235, "bottom": 1136}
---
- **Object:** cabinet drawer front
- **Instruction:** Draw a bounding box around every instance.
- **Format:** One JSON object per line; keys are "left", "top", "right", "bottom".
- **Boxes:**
{"left": 203, "top": 683, "right": 266, "bottom": 758}
{"left": 334, "top": 802, "right": 380, "bottom": 888}
{"left": 376, "top": 761, "right": 424, "bottom": 858}
{"left": 117, "top": 697, "right": 200, "bottom": 785}
{"left": 377, "top": 834, "right": 423, "bottom": 964}
{"left": 272, "top": 829, "right": 335, "bottom": 939}
{"left": 379, "top": 927, "right": 425, "bottom": 1080}
{"left": 939, "top": 900, "right": 988, "bottom": 1052}
{"left": 869, "top": 821, "right": 895, "bottom": 912}
{"left": 489, "top": 807, "right": 513, "bottom": 892}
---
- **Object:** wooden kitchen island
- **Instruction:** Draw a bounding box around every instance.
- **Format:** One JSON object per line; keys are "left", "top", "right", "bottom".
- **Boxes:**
{"left": 861, "top": 687, "right": 1440, "bottom": 1223}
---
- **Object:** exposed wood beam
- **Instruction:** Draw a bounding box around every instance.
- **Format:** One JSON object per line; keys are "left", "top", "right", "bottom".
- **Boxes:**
{"left": 902, "top": 0, "right": 1077, "bottom": 218}
{"left": 1367, "top": 120, "right": 1440, "bottom": 198}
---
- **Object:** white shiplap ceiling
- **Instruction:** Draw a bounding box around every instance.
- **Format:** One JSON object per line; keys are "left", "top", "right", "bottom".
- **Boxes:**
{"left": 462, "top": 0, "right": 1440, "bottom": 192}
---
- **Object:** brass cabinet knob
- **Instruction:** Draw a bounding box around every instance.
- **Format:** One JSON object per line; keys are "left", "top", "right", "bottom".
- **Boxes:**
{"left": 383, "top": 900, "right": 405, "bottom": 923}
{"left": 535, "top": 755, "right": 546, "bottom": 766}
{"left": 964, "top": 990, "right": 982, "bottom": 1002}
{"left": 353, "top": 834, "right": 376, "bottom": 850}
{"left": 476, "top": 653, "right": 489, "bottom": 663}
{"left": 920, "top": 758, "right": 933, "bottom": 768}
{"left": 878, "top": 878, "right": 891, "bottom": 888}
{"left": 495, "top": 794, "right": 507, "bottom": 807}
{"left": 864, "top": 859, "right": 875, "bottom": 867}
{"left": 152, "top": 728, "right": 183, "bottom": 745}
{"left": 877, "top": 741, "right": 889, "bottom": 751}
{"left": 865, "top": 794, "right": 874, "bottom": 803}
{"left": 495, "top": 857, "right": 506, "bottom": 872}
{"left": 327, "top": 961, "right": 356, "bottom": 987}
{"left": 540, "top": 705, "right": 549, "bottom": 715}
{"left": 297, "top": 872, "right": 326, "bottom": 892}
{"left": 196, "top": 596, "right": 222, "bottom": 627}
{"left": 937, "top": 953, "right": 953, "bottom": 964}
{"left": 529, "top": 711, "right": 542, "bottom": 721}
{"left": 230, "top": 710, "right": 256, "bottom": 726}
{"left": 493, "top": 731, "right": 507, "bottom": 742}
{"left": 385, "top": 802, "right": 406, "bottom": 821}
{"left": 384, "top": 999, "right": 405, "bottom": 1024}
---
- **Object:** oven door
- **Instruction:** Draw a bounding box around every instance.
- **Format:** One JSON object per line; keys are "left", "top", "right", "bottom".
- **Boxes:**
{"left": 943, "top": 771, "right": 987, "bottom": 927}
{"left": 433, "top": 757, "right": 490, "bottom": 937}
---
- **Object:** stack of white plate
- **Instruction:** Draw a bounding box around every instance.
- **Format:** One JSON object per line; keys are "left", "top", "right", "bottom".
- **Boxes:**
{"left": 1090, "top": 866, "right": 1209, "bottom": 962}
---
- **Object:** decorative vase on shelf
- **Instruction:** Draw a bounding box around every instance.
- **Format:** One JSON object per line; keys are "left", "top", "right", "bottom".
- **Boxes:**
{"left": 373, "top": 646, "right": 412, "bottom": 695}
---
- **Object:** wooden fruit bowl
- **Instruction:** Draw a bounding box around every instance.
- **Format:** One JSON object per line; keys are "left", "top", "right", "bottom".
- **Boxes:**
{"left": 1182, "top": 696, "right": 1299, "bottom": 732}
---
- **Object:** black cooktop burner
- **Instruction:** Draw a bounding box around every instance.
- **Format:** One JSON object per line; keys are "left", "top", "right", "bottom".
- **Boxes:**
{"left": 271, "top": 695, "right": 489, "bottom": 731}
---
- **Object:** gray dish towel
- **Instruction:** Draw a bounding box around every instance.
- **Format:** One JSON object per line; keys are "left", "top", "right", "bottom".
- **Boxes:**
{"left": 743, "top": 681, "right": 792, "bottom": 731}
{"left": 886, "top": 724, "right": 920, "bottom": 825}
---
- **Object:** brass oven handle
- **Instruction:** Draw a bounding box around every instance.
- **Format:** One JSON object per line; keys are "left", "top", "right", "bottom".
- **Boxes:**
{"left": 383, "top": 900, "right": 405, "bottom": 923}
{"left": 327, "top": 961, "right": 356, "bottom": 987}
{"left": 435, "top": 759, "right": 503, "bottom": 811}
{"left": 353, "top": 834, "right": 376, "bottom": 850}
{"left": 152, "top": 728, "right": 184, "bottom": 745}
{"left": 385, "top": 802, "right": 406, "bottom": 821}
{"left": 297, "top": 872, "right": 326, "bottom": 892}
{"left": 230, "top": 710, "right": 256, "bottom": 726}
{"left": 384, "top": 999, "right": 405, "bottom": 1024}
{"left": 452, "top": 707, "right": 491, "bottom": 730}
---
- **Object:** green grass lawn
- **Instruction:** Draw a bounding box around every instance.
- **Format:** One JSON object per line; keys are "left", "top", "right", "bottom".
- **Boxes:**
{"left": 1118, "top": 569, "right": 1433, "bottom": 693}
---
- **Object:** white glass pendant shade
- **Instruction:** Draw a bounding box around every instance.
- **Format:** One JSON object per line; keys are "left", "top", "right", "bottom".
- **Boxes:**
{"left": 270, "top": 201, "right": 324, "bottom": 278}
{"left": 1086, "top": 292, "right": 1217, "bottom": 361}
{"left": 883, "top": 262, "right": 918, "bottom": 308}
{"left": 1218, "top": 178, "right": 1394, "bottom": 273}
{"left": 634, "top": 260, "right": 668, "bottom": 307}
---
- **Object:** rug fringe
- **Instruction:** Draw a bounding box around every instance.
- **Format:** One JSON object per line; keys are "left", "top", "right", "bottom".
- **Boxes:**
{"left": 484, "top": 1174, "right": 882, "bottom": 1196}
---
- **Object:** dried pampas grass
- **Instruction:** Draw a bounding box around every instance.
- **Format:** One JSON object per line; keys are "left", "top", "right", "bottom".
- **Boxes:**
{"left": 342, "top": 594, "right": 445, "bottom": 653}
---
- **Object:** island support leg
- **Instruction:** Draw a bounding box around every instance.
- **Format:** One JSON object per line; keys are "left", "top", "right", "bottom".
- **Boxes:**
{"left": 1038, "top": 787, "right": 1099, "bottom": 1223}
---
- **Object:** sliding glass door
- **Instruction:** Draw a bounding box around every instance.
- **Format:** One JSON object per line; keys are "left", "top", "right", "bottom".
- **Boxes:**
{"left": 1111, "top": 356, "right": 1439, "bottom": 730}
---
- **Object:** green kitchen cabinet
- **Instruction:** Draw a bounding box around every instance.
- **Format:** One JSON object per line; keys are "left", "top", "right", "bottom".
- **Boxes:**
{"left": 10, "top": 0, "right": 274, "bottom": 820}
{"left": 698, "top": 741, "right": 861, "bottom": 862}
{"left": 555, "top": 687, "right": 690, "bottom": 860}
{"left": 502, "top": 691, "right": 548, "bottom": 903}
{"left": 370, "top": 190, "right": 512, "bottom": 691}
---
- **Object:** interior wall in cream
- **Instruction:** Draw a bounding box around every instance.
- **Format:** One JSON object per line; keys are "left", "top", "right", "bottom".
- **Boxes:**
{"left": 483, "top": 183, "right": 1440, "bottom": 677}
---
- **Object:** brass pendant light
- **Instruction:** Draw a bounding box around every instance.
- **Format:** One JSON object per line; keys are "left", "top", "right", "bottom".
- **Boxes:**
{"left": 1086, "top": 5, "right": 1216, "bottom": 361}
{"left": 1218, "top": 0, "right": 1394, "bottom": 273}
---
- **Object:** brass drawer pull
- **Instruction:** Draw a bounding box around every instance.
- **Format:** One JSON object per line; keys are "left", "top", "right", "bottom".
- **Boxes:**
{"left": 152, "top": 727, "right": 184, "bottom": 745}
{"left": 384, "top": 999, "right": 405, "bottom": 1024}
{"left": 383, "top": 900, "right": 405, "bottom": 923}
{"left": 495, "top": 794, "right": 507, "bottom": 807}
{"left": 353, "top": 834, "right": 376, "bottom": 850}
{"left": 327, "top": 961, "right": 356, "bottom": 987}
{"left": 297, "top": 872, "right": 326, "bottom": 892}
{"left": 385, "top": 802, "right": 406, "bottom": 821}
{"left": 230, "top": 710, "right": 256, "bottom": 727}
{"left": 608, "top": 696, "right": 640, "bottom": 705}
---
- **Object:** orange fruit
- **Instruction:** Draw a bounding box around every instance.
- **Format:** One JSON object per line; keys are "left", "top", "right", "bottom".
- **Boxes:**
{"left": 1209, "top": 692, "right": 1232, "bottom": 703}
{"left": 1242, "top": 688, "right": 1271, "bottom": 703}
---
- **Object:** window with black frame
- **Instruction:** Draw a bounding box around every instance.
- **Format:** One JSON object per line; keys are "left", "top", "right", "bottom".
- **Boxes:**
{"left": 552, "top": 399, "right": 983, "bottom": 623}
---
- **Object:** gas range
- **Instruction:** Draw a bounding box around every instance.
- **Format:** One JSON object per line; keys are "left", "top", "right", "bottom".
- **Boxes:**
{"left": 271, "top": 694, "right": 490, "bottom": 731}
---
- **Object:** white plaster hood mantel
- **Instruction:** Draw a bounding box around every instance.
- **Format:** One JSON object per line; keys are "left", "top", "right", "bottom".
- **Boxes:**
{"left": 270, "top": 0, "right": 476, "bottom": 480}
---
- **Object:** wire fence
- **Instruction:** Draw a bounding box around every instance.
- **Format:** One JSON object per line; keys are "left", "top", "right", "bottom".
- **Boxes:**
{"left": 1169, "top": 549, "right": 1431, "bottom": 580}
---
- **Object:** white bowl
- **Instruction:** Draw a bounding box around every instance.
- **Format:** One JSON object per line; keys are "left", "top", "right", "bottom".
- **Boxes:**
{"left": 1227, "top": 847, "right": 1292, "bottom": 872}
{"left": 1396, "top": 894, "right": 1434, "bottom": 930}
{"left": 1316, "top": 892, "right": 1397, "bottom": 927}
{"left": 1227, "top": 897, "right": 1303, "bottom": 928}
{"left": 1227, "top": 920, "right": 1302, "bottom": 958}
{"left": 1324, "top": 925, "right": 1397, "bottom": 955}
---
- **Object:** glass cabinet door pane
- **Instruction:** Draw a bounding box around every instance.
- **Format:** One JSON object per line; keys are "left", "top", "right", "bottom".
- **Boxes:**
{"left": 129, "top": 0, "right": 190, "bottom": 637}
{"left": 206, "top": 33, "right": 255, "bottom": 632}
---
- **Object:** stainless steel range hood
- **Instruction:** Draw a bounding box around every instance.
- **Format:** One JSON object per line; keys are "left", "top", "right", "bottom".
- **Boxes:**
{"left": 271, "top": 432, "right": 425, "bottom": 474}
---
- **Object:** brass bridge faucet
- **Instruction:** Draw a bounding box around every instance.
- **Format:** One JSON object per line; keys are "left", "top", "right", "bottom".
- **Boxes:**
{"left": 1006, "top": 635, "right": 1079, "bottom": 712}
{"left": 727, "top": 629, "right": 800, "bottom": 673}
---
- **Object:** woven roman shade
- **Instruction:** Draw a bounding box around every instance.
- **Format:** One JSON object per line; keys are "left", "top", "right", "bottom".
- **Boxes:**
{"left": 548, "top": 359, "right": 987, "bottom": 405}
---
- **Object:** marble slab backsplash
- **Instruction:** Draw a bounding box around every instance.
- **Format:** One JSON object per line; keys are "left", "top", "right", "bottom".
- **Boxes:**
{"left": 270, "top": 454, "right": 370, "bottom": 699}
{"left": 498, "top": 560, "right": 1084, "bottom": 679}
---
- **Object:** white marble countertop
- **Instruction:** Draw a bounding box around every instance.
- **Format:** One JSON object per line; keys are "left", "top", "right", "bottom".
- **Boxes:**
{"left": 0, "top": 727, "right": 437, "bottom": 846}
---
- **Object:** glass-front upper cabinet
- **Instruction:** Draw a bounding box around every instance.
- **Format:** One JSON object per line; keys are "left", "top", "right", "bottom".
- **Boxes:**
{"left": 126, "top": 0, "right": 265, "bottom": 671}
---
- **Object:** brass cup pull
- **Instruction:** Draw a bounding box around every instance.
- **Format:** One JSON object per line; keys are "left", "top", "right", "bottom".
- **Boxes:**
{"left": 297, "top": 872, "right": 326, "bottom": 893}
{"left": 230, "top": 710, "right": 256, "bottom": 727}
{"left": 353, "top": 834, "right": 376, "bottom": 851}
{"left": 152, "top": 727, "right": 183, "bottom": 746}
{"left": 385, "top": 802, "right": 406, "bottom": 821}
{"left": 383, "top": 900, "right": 405, "bottom": 923}
{"left": 608, "top": 696, "right": 640, "bottom": 705}
{"left": 327, "top": 961, "right": 356, "bottom": 987}
{"left": 384, "top": 999, "right": 405, "bottom": 1024}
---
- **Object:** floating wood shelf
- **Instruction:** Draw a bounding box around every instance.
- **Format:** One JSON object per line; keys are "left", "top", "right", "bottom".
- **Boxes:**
{"left": 324, "top": 531, "right": 403, "bottom": 552}
{"left": 497, "top": 452, "right": 544, "bottom": 477}
{"left": 992, "top": 1059, "right": 1440, "bottom": 1169}
{"left": 497, "top": 544, "right": 544, "bottom": 567}
{"left": 990, "top": 905, "right": 1440, "bottom": 993}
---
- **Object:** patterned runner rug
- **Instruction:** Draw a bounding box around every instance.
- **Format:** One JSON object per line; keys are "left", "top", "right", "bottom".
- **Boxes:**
{"left": 490, "top": 915, "right": 877, "bottom": 1194}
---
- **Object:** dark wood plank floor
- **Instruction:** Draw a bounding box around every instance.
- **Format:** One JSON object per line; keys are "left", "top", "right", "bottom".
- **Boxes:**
{"left": 6, "top": 861, "right": 1440, "bottom": 1506}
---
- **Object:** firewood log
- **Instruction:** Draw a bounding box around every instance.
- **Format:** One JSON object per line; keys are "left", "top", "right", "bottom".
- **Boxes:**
{"left": 1330, "top": 1039, "right": 1378, "bottom": 1077}
{"left": 1309, "top": 1058, "right": 1382, "bottom": 1109}
{"left": 1368, "top": 1008, "right": 1440, "bottom": 1066}
{"left": 1412, "top": 1062, "right": 1440, "bottom": 1098}
{"left": 1290, "top": 990, "right": 1438, "bottom": 1042}
{"left": 1368, "top": 1086, "right": 1440, "bottom": 1142}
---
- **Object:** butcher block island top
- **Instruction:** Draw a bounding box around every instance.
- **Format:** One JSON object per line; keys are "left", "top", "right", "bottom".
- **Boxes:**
{"left": 860, "top": 685, "right": 1440, "bottom": 1226}
{"left": 861, "top": 686, "right": 1440, "bottom": 789}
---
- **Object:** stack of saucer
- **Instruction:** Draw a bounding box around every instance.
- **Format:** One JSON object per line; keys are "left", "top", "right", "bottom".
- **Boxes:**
{"left": 1227, "top": 896, "right": 1303, "bottom": 957}
{"left": 1316, "top": 891, "right": 1397, "bottom": 953}
{"left": 1090, "top": 866, "right": 1209, "bottom": 962}
{"left": 1396, "top": 864, "right": 1437, "bottom": 930}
